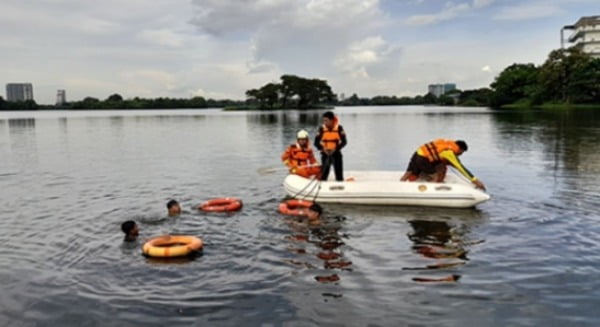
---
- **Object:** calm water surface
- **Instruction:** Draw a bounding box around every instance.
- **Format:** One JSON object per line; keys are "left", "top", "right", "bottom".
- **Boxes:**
{"left": 1, "top": 106, "right": 599, "bottom": 326}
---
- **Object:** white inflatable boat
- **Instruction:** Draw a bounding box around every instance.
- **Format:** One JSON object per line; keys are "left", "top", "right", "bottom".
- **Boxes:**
{"left": 283, "top": 170, "right": 490, "bottom": 208}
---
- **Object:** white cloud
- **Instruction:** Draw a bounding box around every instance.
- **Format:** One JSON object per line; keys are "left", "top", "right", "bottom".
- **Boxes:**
{"left": 473, "top": 0, "right": 495, "bottom": 9}
{"left": 190, "top": 0, "right": 388, "bottom": 78}
{"left": 493, "top": 2, "right": 562, "bottom": 20}
{"left": 406, "top": 0, "right": 494, "bottom": 26}
{"left": 334, "top": 36, "right": 402, "bottom": 79}
{"left": 190, "top": 0, "right": 291, "bottom": 35}
{"left": 138, "top": 29, "right": 185, "bottom": 47}
{"left": 0, "top": 0, "right": 589, "bottom": 104}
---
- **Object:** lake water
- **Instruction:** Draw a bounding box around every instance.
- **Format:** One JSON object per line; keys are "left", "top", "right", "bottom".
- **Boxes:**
{"left": 1, "top": 106, "right": 599, "bottom": 326}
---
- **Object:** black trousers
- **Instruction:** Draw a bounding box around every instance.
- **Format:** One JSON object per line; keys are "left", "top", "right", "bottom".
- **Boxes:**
{"left": 320, "top": 151, "right": 343, "bottom": 181}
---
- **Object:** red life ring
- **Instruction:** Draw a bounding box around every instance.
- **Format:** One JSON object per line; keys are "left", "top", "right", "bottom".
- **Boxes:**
{"left": 278, "top": 199, "right": 313, "bottom": 216}
{"left": 199, "top": 197, "right": 243, "bottom": 212}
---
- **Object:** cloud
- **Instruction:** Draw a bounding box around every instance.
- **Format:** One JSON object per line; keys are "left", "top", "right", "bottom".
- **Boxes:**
{"left": 473, "top": 0, "right": 495, "bottom": 9}
{"left": 334, "top": 36, "right": 403, "bottom": 79}
{"left": 405, "top": 0, "right": 494, "bottom": 26}
{"left": 189, "top": 0, "right": 291, "bottom": 36}
{"left": 246, "top": 60, "right": 278, "bottom": 74}
{"left": 138, "top": 29, "right": 185, "bottom": 47}
{"left": 1, "top": 0, "right": 586, "bottom": 105}
{"left": 493, "top": 2, "right": 562, "bottom": 21}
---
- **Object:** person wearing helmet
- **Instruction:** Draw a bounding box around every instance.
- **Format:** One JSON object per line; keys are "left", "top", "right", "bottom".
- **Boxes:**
{"left": 281, "top": 129, "right": 321, "bottom": 178}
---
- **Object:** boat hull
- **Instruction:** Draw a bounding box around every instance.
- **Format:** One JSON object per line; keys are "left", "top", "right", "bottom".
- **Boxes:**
{"left": 283, "top": 171, "right": 490, "bottom": 208}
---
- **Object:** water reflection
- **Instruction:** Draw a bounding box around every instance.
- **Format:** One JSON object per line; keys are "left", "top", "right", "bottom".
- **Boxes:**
{"left": 283, "top": 214, "right": 351, "bottom": 286}
{"left": 491, "top": 109, "right": 600, "bottom": 210}
{"left": 246, "top": 111, "right": 322, "bottom": 127}
{"left": 8, "top": 118, "right": 36, "bottom": 129}
{"left": 247, "top": 113, "right": 280, "bottom": 125}
{"left": 405, "top": 218, "right": 483, "bottom": 283}
{"left": 7, "top": 118, "right": 37, "bottom": 165}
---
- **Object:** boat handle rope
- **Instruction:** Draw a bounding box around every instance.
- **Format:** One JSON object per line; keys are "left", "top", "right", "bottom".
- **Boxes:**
{"left": 291, "top": 175, "right": 320, "bottom": 201}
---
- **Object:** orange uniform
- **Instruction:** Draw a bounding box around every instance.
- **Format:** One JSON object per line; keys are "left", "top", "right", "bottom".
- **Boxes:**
{"left": 281, "top": 143, "right": 321, "bottom": 178}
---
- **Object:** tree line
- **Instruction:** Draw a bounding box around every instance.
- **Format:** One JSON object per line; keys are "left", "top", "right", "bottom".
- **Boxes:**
{"left": 245, "top": 75, "right": 336, "bottom": 109}
{"left": 336, "top": 47, "right": 599, "bottom": 108}
{"left": 2, "top": 46, "right": 597, "bottom": 111}
{"left": 489, "top": 47, "right": 600, "bottom": 107}
{"left": 0, "top": 94, "right": 243, "bottom": 110}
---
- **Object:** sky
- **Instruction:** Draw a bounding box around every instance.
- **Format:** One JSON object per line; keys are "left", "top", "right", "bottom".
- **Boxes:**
{"left": 0, "top": 0, "right": 597, "bottom": 104}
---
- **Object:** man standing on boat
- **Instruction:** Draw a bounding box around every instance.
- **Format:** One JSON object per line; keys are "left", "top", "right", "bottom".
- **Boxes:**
{"left": 400, "top": 139, "right": 486, "bottom": 190}
{"left": 314, "top": 111, "right": 347, "bottom": 181}
{"left": 282, "top": 130, "right": 321, "bottom": 178}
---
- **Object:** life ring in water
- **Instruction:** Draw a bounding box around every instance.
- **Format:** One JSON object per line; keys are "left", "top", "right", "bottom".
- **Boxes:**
{"left": 199, "top": 197, "right": 243, "bottom": 212}
{"left": 278, "top": 199, "right": 313, "bottom": 216}
{"left": 142, "top": 235, "right": 203, "bottom": 258}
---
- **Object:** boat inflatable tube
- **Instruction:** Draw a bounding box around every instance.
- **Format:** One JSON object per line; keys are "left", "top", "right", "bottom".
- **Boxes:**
{"left": 143, "top": 235, "right": 203, "bottom": 258}
{"left": 279, "top": 199, "right": 313, "bottom": 216}
{"left": 200, "top": 197, "right": 243, "bottom": 212}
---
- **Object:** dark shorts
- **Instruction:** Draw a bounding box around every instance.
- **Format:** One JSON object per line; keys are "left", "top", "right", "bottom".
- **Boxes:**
{"left": 406, "top": 152, "right": 437, "bottom": 175}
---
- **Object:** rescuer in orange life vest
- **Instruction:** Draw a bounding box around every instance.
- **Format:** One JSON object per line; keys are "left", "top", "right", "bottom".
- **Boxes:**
{"left": 314, "top": 111, "right": 347, "bottom": 181}
{"left": 281, "top": 130, "right": 321, "bottom": 178}
{"left": 400, "top": 139, "right": 486, "bottom": 191}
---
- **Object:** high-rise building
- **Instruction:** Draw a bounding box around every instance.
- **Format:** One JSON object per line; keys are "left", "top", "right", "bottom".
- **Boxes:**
{"left": 6, "top": 83, "right": 34, "bottom": 102}
{"left": 56, "top": 90, "right": 66, "bottom": 106}
{"left": 563, "top": 16, "right": 600, "bottom": 58}
{"left": 428, "top": 83, "right": 456, "bottom": 97}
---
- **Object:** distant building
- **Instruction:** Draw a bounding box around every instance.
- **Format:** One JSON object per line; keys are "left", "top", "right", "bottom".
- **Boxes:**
{"left": 563, "top": 16, "right": 600, "bottom": 58}
{"left": 6, "top": 83, "right": 34, "bottom": 102}
{"left": 56, "top": 89, "right": 66, "bottom": 106}
{"left": 428, "top": 83, "right": 456, "bottom": 97}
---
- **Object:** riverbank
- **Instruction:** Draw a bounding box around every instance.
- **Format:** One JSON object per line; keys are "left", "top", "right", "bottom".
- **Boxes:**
{"left": 502, "top": 101, "right": 600, "bottom": 110}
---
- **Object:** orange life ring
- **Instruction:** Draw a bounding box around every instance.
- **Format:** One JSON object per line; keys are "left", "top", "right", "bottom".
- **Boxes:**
{"left": 278, "top": 199, "right": 313, "bottom": 216}
{"left": 142, "top": 235, "right": 203, "bottom": 258}
{"left": 199, "top": 197, "right": 243, "bottom": 212}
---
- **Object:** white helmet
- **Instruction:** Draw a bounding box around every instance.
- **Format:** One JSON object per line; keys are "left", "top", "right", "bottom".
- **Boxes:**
{"left": 297, "top": 129, "right": 309, "bottom": 139}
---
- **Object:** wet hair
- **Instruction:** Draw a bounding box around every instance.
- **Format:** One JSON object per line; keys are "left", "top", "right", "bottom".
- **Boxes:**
{"left": 322, "top": 111, "right": 335, "bottom": 120}
{"left": 456, "top": 140, "right": 468, "bottom": 151}
{"left": 166, "top": 199, "right": 179, "bottom": 209}
{"left": 121, "top": 220, "right": 136, "bottom": 235}
{"left": 309, "top": 203, "right": 323, "bottom": 215}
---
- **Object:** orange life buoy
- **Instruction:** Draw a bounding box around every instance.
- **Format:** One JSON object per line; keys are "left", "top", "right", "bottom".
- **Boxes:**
{"left": 199, "top": 197, "right": 243, "bottom": 212}
{"left": 142, "top": 235, "right": 203, "bottom": 258}
{"left": 278, "top": 199, "right": 313, "bottom": 216}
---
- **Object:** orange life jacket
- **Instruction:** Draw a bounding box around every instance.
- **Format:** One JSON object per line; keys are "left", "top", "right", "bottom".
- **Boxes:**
{"left": 286, "top": 143, "right": 313, "bottom": 166}
{"left": 418, "top": 139, "right": 461, "bottom": 163}
{"left": 320, "top": 117, "right": 341, "bottom": 151}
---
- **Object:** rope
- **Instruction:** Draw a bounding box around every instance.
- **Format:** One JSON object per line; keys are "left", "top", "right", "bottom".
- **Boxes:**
{"left": 290, "top": 175, "right": 320, "bottom": 200}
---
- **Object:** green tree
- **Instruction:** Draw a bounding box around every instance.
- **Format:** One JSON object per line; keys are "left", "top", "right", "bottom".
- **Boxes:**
{"left": 538, "top": 47, "right": 598, "bottom": 103}
{"left": 490, "top": 63, "right": 539, "bottom": 107}
{"left": 246, "top": 75, "right": 335, "bottom": 109}
{"left": 422, "top": 92, "right": 437, "bottom": 104}
{"left": 106, "top": 93, "right": 124, "bottom": 102}
{"left": 259, "top": 83, "right": 281, "bottom": 109}
{"left": 458, "top": 88, "right": 493, "bottom": 106}
{"left": 438, "top": 94, "right": 455, "bottom": 106}
{"left": 188, "top": 96, "right": 207, "bottom": 108}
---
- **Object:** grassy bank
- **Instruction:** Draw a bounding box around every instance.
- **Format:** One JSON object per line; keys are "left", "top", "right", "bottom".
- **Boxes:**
{"left": 502, "top": 101, "right": 600, "bottom": 110}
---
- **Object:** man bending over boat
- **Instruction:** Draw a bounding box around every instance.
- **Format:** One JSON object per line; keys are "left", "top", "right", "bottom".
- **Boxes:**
{"left": 281, "top": 130, "right": 321, "bottom": 178}
{"left": 400, "top": 139, "right": 486, "bottom": 190}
